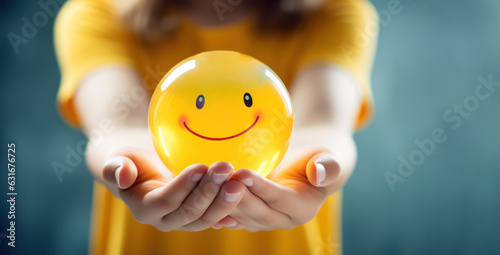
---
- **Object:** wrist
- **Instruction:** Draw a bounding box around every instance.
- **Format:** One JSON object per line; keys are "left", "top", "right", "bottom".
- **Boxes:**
{"left": 84, "top": 126, "right": 152, "bottom": 182}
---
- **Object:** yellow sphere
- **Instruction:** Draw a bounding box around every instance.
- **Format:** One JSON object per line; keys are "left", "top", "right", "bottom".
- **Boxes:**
{"left": 148, "top": 51, "right": 293, "bottom": 176}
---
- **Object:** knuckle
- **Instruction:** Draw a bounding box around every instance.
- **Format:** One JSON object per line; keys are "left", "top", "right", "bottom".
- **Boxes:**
{"left": 264, "top": 186, "right": 287, "bottom": 208}
{"left": 196, "top": 217, "right": 214, "bottom": 228}
{"left": 255, "top": 214, "right": 275, "bottom": 226}
{"left": 265, "top": 199, "right": 281, "bottom": 209}
{"left": 158, "top": 198, "right": 177, "bottom": 213}
{"left": 313, "top": 187, "right": 329, "bottom": 199}
{"left": 192, "top": 187, "right": 215, "bottom": 206}
{"left": 237, "top": 195, "right": 251, "bottom": 208}
{"left": 203, "top": 182, "right": 220, "bottom": 196}
{"left": 179, "top": 205, "right": 203, "bottom": 222}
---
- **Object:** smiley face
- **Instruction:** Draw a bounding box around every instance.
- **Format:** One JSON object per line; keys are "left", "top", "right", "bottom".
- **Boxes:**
{"left": 149, "top": 51, "right": 293, "bottom": 176}
{"left": 183, "top": 93, "right": 259, "bottom": 140}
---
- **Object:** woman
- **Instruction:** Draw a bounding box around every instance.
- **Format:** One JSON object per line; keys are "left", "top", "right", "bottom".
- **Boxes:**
{"left": 55, "top": 0, "right": 377, "bottom": 254}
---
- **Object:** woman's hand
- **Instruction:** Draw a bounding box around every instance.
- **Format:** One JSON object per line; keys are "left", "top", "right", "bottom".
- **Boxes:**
{"left": 73, "top": 65, "right": 247, "bottom": 232}
{"left": 83, "top": 126, "right": 247, "bottom": 233}
{"left": 213, "top": 64, "right": 363, "bottom": 231}
{"left": 214, "top": 148, "right": 342, "bottom": 231}
{"left": 100, "top": 146, "right": 246, "bottom": 232}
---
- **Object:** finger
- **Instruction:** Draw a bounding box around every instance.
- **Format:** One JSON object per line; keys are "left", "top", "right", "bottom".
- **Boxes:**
{"left": 103, "top": 156, "right": 137, "bottom": 189}
{"left": 212, "top": 222, "right": 223, "bottom": 229}
{"left": 306, "top": 153, "right": 341, "bottom": 187}
{"left": 182, "top": 180, "right": 245, "bottom": 231}
{"left": 232, "top": 169, "right": 295, "bottom": 211}
{"left": 215, "top": 215, "right": 238, "bottom": 228}
{"left": 159, "top": 162, "right": 233, "bottom": 231}
{"left": 233, "top": 169, "right": 320, "bottom": 224}
{"left": 215, "top": 216, "right": 261, "bottom": 232}
{"left": 230, "top": 186, "right": 293, "bottom": 229}
{"left": 271, "top": 148, "right": 328, "bottom": 181}
{"left": 226, "top": 208, "right": 255, "bottom": 226}
{"left": 225, "top": 207, "right": 274, "bottom": 231}
{"left": 222, "top": 220, "right": 261, "bottom": 232}
{"left": 114, "top": 147, "right": 173, "bottom": 182}
{"left": 131, "top": 164, "right": 208, "bottom": 221}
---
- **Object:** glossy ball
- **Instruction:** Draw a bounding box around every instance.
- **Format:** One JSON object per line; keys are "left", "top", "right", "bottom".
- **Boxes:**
{"left": 149, "top": 51, "right": 293, "bottom": 176}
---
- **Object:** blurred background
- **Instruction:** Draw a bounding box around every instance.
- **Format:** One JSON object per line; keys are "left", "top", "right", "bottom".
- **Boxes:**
{"left": 1, "top": 0, "right": 499, "bottom": 254}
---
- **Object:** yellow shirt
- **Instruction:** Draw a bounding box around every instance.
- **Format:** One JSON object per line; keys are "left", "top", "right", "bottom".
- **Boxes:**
{"left": 55, "top": 0, "right": 377, "bottom": 254}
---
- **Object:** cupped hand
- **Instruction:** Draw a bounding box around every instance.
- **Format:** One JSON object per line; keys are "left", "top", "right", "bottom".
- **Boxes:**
{"left": 101, "top": 147, "right": 246, "bottom": 232}
{"left": 214, "top": 149, "right": 342, "bottom": 231}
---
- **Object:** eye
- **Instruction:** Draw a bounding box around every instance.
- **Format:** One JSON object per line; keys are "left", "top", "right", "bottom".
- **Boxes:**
{"left": 196, "top": 95, "right": 205, "bottom": 109}
{"left": 243, "top": 93, "right": 252, "bottom": 107}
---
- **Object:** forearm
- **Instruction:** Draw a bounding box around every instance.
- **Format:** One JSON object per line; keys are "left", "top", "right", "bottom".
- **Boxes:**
{"left": 283, "top": 64, "right": 361, "bottom": 195}
{"left": 74, "top": 65, "right": 150, "bottom": 192}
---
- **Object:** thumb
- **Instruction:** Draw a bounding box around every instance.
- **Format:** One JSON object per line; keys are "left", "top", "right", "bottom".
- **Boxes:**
{"left": 102, "top": 156, "right": 138, "bottom": 189}
{"left": 306, "top": 153, "right": 341, "bottom": 187}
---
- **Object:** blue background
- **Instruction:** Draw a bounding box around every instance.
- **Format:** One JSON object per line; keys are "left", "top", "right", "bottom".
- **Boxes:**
{"left": 1, "top": 0, "right": 499, "bottom": 254}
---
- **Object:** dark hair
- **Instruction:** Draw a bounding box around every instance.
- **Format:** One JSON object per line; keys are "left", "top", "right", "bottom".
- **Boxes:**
{"left": 115, "top": 0, "right": 324, "bottom": 41}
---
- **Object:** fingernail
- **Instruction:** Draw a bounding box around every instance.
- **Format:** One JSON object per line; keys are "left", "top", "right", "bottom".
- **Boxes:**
{"left": 224, "top": 191, "right": 242, "bottom": 203}
{"left": 115, "top": 165, "right": 123, "bottom": 188}
{"left": 191, "top": 173, "right": 203, "bottom": 182}
{"left": 212, "top": 172, "right": 231, "bottom": 184}
{"left": 315, "top": 162, "right": 326, "bottom": 185}
{"left": 224, "top": 221, "right": 237, "bottom": 227}
{"left": 241, "top": 178, "right": 253, "bottom": 187}
{"left": 212, "top": 223, "right": 222, "bottom": 229}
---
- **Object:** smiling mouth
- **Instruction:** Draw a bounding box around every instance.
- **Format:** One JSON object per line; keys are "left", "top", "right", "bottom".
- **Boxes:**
{"left": 184, "top": 116, "right": 259, "bottom": 141}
